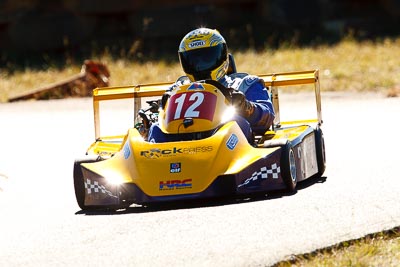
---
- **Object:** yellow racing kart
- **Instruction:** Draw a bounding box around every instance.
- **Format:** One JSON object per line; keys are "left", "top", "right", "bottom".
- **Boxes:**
{"left": 73, "top": 70, "right": 325, "bottom": 210}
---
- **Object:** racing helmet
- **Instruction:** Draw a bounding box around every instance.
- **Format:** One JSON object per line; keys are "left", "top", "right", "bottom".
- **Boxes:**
{"left": 178, "top": 28, "right": 229, "bottom": 82}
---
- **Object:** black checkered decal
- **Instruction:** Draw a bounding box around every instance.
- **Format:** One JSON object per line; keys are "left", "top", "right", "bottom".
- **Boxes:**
{"left": 238, "top": 163, "right": 281, "bottom": 188}
{"left": 84, "top": 179, "right": 118, "bottom": 198}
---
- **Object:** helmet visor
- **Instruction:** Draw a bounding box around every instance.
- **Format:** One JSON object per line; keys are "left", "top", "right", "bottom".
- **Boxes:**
{"left": 179, "top": 43, "right": 227, "bottom": 80}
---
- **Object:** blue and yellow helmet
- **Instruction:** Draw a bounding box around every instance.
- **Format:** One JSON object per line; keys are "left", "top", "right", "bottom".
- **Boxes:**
{"left": 178, "top": 28, "right": 229, "bottom": 82}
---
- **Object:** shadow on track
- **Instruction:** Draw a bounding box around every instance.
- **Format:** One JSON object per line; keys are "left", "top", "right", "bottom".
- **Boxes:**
{"left": 75, "top": 175, "right": 327, "bottom": 216}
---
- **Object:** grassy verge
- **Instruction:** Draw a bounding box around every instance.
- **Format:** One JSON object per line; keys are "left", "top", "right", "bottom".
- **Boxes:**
{"left": 1, "top": 36, "right": 400, "bottom": 102}
{"left": 274, "top": 227, "right": 400, "bottom": 267}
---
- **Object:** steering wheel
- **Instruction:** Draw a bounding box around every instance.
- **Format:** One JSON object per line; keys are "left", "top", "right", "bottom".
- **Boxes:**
{"left": 202, "top": 79, "right": 233, "bottom": 102}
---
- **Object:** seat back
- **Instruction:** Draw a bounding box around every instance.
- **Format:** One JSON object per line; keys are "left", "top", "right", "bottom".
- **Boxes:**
{"left": 227, "top": 53, "right": 237, "bottom": 75}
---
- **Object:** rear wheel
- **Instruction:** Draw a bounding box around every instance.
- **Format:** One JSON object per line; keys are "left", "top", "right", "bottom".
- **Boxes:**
{"left": 281, "top": 141, "right": 297, "bottom": 191}
{"left": 314, "top": 126, "right": 326, "bottom": 177}
{"left": 73, "top": 156, "right": 99, "bottom": 210}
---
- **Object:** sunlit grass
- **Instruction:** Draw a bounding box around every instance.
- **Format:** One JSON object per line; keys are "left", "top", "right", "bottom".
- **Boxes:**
{"left": 275, "top": 228, "right": 400, "bottom": 267}
{"left": 1, "top": 37, "right": 400, "bottom": 102}
{"left": 234, "top": 37, "right": 400, "bottom": 93}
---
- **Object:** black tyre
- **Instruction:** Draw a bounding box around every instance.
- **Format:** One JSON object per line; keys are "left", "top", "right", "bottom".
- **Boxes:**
{"left": 73, "top": 156, "right": 99, "bottom": 210}
{"left": 281, "top": 141, "right": 297, "bottom": 192}
{"left": 314, "top": 126, "right": 326, "bottom": 177}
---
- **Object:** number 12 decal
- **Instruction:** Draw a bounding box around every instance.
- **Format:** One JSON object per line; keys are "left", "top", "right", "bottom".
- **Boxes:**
{"left": 166, "top": 91, "right": 217, "bottom": 122}
{"left": 174, "top": 92, "right": 204, "bottom": 119}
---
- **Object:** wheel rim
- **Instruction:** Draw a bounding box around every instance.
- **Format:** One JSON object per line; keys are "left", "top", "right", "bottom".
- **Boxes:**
{"left": 289, "top": 149, "right": 297, "bottom": 182}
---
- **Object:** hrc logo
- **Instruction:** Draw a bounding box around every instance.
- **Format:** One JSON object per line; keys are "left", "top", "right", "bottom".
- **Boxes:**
{"left": 159, "top": 179, "right": 192, "bottom": 190}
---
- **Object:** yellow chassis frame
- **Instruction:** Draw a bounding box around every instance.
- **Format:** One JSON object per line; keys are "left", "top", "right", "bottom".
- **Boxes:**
{"left": 92, "top": 70, "right": 321, "bottom": 140}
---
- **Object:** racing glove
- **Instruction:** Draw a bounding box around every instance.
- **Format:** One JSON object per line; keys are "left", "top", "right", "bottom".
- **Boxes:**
{"left": 161, "top": 81, "right": 182, "bottom": 109}
{"left": 231, "top": 90, "right": 255, "bottom": 119}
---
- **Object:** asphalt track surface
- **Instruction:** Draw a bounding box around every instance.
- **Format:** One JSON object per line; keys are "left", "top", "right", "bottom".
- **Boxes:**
{"left": 0, "top": 92, "right": 399, "bottom": 267}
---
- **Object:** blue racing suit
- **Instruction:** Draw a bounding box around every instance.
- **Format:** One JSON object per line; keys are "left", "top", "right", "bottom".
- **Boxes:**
{"left": 147, "top": 73, "right": 275, "bottom": 143}
{"left": 221, "top": 73, "right": 275, "bottom": 134}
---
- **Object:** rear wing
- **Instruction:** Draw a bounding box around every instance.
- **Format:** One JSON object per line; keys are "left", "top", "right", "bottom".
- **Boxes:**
{"left": 258, "top": 69, "right": 321, "bottom": 128}
{"left": 92, "top": 82, "right": 171, "bottom": 139}
{"left": 92, "top": 69, "right": 321, "bottom": 140}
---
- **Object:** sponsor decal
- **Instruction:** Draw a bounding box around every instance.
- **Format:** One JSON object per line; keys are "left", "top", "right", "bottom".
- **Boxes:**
{"left": 159, "top": 179, "right": 192, "bottom": 190}
{"left": 226, "top": 134, "right": 238, "bottom": 150}
{"left": 237, "top": 163, "right": 281, "bottom": 188}
{"left": 123, "top": 142, "right": 131, "bottom": 159}
{"left": 189, "top": 40, "right": 206, "bottom": 48}
{"left": 170, "top": 162, "right": 181, "bottom": 173}
{"left": 187, "top": 83, "right": 205, "bottom": 90}
{"left": 141, "top": 146, "right": 213, "bottom": 159}
{"left": 140, "top": 148, "right": 162, "bottom": 159}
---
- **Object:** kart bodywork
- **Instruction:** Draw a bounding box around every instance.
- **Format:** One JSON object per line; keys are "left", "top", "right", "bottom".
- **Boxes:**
{"left": 74, "top": 70, "right": 326, "bottom": 210}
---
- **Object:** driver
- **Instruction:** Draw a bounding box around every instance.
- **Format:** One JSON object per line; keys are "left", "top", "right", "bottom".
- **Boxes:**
{"left": 148, "top": 27, "right": 275, "bottom": 143}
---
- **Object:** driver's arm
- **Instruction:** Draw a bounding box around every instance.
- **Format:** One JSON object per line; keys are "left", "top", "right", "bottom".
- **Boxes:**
{"left": 244, "top": 81, "right": 275, "bottom": 130}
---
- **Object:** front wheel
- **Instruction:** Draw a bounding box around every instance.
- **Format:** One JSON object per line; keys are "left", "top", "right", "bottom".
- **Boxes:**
{"left": 281, "top": 141, "right": 297, "bottom": 192}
